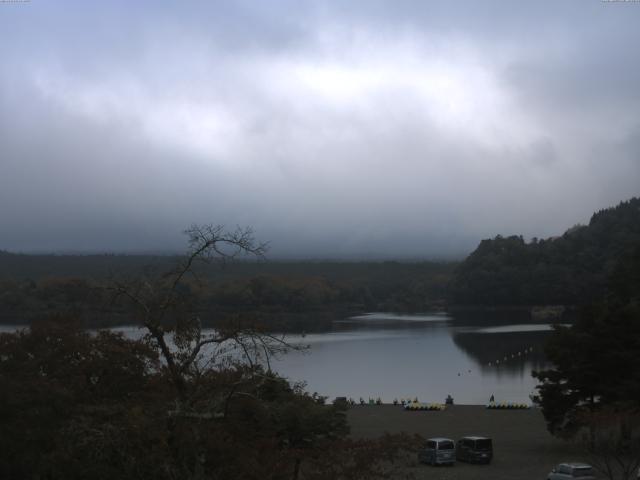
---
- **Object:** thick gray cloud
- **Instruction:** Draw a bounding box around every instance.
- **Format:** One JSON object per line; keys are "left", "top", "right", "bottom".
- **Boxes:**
{"left": 1, "top": 1, "right": 639, "bottom": 258}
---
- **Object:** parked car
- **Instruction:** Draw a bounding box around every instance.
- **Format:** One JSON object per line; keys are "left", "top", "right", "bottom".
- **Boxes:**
{"left": 547, "top": 463, "right": 595, "bottom": 479}
{"left": 456, "top": 436, "right": 493, "bottom": 464}
{"left": 417, "top": 437, "right": 456, "bottom": 466}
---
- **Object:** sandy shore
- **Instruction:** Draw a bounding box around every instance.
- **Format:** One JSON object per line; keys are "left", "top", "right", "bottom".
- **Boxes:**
{"left": 347, "top": 405, "right": 590, "bottom": 479}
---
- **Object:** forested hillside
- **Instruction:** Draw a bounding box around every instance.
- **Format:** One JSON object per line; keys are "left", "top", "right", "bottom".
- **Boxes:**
{"left": 450, "top": 197, "right": 640, "bottom": 306}
{"left": 0, "top": 255, "right": 454, "bottom": 328}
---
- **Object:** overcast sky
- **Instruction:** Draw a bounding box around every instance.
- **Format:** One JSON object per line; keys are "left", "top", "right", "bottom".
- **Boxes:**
{"left": 1, "top": 1, "right": 639, "bottom": 258}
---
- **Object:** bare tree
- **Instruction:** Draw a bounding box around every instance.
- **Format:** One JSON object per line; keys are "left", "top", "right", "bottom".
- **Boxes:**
{"left": 111, "top": 224, "right": 300, "bottom": 413}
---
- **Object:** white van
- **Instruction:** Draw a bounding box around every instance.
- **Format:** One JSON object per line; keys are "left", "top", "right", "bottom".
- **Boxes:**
{"left": 417, "top": 437, "right": 455, "bottom": 466}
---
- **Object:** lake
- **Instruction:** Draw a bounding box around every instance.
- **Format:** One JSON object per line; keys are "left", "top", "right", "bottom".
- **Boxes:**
{"left": 269, "top": 312, "right": 560, "bottom": 405}
{"left": 0, "top": 311, "right": 562, "bottom": 405}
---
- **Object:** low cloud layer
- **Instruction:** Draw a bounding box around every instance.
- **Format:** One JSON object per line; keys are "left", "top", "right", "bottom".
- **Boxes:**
{"left": 1, "top": 1, "right": 639, "bottom": 257}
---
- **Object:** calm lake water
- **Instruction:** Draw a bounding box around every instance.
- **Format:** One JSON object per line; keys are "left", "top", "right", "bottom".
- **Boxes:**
{"left": 268, "top": 312, "right": 560, "bottom": 405}
{"left": 1, "top": 311, "right": 563, "bottom": 405}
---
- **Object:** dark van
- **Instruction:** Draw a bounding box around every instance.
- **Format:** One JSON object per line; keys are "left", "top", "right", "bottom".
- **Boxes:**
{"left": 456, "top": 436, "right": 493, "bottom": 464}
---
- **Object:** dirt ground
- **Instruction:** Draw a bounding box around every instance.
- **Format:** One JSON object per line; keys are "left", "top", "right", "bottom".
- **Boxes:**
{"left": 347, "top": 405, "right": 589, "bottom": 480}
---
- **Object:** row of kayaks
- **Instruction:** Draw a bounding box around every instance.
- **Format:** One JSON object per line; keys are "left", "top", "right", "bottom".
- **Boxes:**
{"left": 403, "top": 402, "right": 531, "bottom": 410}
{"left": 404, "top": 402, "right": 447, "bottom": 411}
{"left": 486, "top": 402, "right": 530, "bottom": 409}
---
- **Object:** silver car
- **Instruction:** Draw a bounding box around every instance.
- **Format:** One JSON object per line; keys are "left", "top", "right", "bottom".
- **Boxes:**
{"left": 418, "top": 437, "right": 456, "bottom": 466}
{"left": 547, "top": 463, "right": 595, "bottom": 480}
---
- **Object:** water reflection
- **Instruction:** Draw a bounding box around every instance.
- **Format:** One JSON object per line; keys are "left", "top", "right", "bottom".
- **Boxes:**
{"left": 1, "top": 313, "right": 561, "bottom": 405}
{"left": 342, "top": 312, "right": 451, "bottom": 323}
{"left": 451, "top": 330, "right": 548, "bottom": 374}
{"left": 471, "top": 324, "right": 568, "bottom": 334}
{"left": 271, "top": 311, "right": 559, "bottom": 404}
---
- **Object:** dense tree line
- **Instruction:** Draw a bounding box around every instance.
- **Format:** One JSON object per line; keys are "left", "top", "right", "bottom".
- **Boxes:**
{"left": 532, "top": 244, "right": 640, "bottom": 479}
{"left": 0, "top": 259, "right": 454, "bottom": 329}
{"left": 0, "top": 316, "right": 419, "bottom": 479}
{"left": 450, "top": 197, "right": 640, "bottom": 306}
